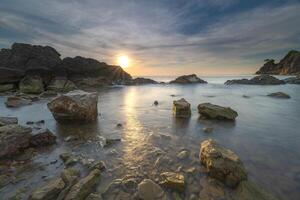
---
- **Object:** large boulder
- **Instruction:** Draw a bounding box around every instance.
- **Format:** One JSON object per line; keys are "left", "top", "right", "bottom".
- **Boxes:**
{"left": 173, "top": 98, "right": 191, "bottom": 118}
{"left": 198, "top": 103, "right": 238, "bottom": 120}
{"left": 30, "top": 178, "right": 66, "bottom": 200}
{"left": 137, "top": 179, "right": 168, "bottom": 200}
{"left": 47, "top": 90, "right": 98, "bottom": 123}
{"left": 225, "top": 75, "right": 284, "bottom": 85}
{"left": 200, "top": 139, "right": 247, "bottom": 188}
{"left": 170, "top": 74, "right": 207, "bottom": 84}
{"left": 0, "top": 125, "right": 32, "bottom": 158}
{"left": 19, "top": 75, "right": 44, "bottom": 94}
{"left": 47, "top": 77, "right": 77, "bottom": 92}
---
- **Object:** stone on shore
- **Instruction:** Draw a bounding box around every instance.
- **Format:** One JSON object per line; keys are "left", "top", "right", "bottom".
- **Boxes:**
{"left": 267, "top": 92, "right": 291, "bottom": 99}
{"left": 0, "top": 117, "right": 18, "bottom": 127}
{"left": 30, "top": 178, "right": 66, "bottom": 200}
{"left": 160, "top": 172, "right": 185, "bottom": 192}
{"left": 5, "top": 96, "right": 31, "bottom": 107}
{"left": 0, "top": 125, "right": 32, "bottom": 158}
{"left": 198, "top": 103, "right": 238, "bottom": 120}
{"left": 170, "top": 74, "right": 207, "bottom": 84}
{"left": 225, "top": 75, "right": 284, "bottom": 85}
{"left": 65, "top": 169, "right": 101, "bottom": 200}
{"left": 19, "top": 75, "right": 44, "bottom": 94}
{"left": 47, "top": 90, "right": 98, "bottom": 123}
{"left": 30, "top": 129, "right": 57, "bottom": 147}
{"left": 200, "top": 139, "right": 247, "bottom": 188}
{"left": 47, "top": 77, "right": 77, "bottom": 92}
{"left": 137, "top": 179, "right": 168, "bottom": 200}
{"left": 0, "top": 84, "right": 15, "bottom": 92}
{"left": 173, "top": 98, "right": 191, "bottom": 118}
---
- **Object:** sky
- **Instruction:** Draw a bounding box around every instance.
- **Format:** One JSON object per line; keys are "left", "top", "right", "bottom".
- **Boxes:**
{"left": 0, "top": 0, "right": 300, "bottom": 76}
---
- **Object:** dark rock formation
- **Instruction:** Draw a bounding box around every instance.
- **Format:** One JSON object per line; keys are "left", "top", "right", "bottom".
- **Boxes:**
{"left": 30, "top": 129, "right": 57, "bottom": 147}
{"left": 0, "top": 43, "right": 132, "bottom": 86}
{"left": 256, "top": 50, "right": 300, "bottom": 75}
{"left": 225, "top": 75, "right": 284, "bottom": 85}
{"left": 0, "top": 117, "right": 18, "bottom": 127}
{"left": 126, "top": 77, "right": 158, "bottom": 85}
{"left": 283, "top": 75, "right": 300, "bottom": 84}
{"left": 267, "top": 92, "right": 291, "bottom": 99}
{"left": 170, "top": 74, "right": 207, "bottom": 84}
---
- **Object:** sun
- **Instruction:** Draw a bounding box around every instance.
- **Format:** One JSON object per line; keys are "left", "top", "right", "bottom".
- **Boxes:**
{"left": 117, "top": 55, "right": 130, "bottom": 68}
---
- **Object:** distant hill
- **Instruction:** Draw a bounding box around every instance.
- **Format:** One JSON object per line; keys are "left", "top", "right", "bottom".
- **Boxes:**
{"left": 256, "top": 50, "right": 300, "bottom": 75}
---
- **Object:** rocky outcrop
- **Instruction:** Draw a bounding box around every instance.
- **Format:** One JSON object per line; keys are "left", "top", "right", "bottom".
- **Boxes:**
{"left": 267, "top": 92, "right": 291, "bottom": 99}
{"left": 170, "top": 74, "right": 207, "bottom": 84}
{"left": 137, "top": 179, "right": 168, "bottom": 200}
{"left": 173, "top": 98, "right": 191, "bottom": 118}
{"left": 198, "top": 103, "right": 238, "bottom": 120}
{"left": 200, "top": 139, "right": 247, "bottom": 188}
{"left": 256, "top": 50, "right": 300, "bottom": 75}
{"left": 46, "top": 77, "right": 77, "bottom": 92}
{"left": 30, "top": 178, "right": 66, "bottom": 200}
{"left": 0, "top": 43, "right": 131, "bottom": 86}
{"left": 283, "top": 75, "right": 300, "bottom": 84}
{"left": 225, "top": 75, "right": 284, "bottom": 85}
{"left": 127, "top": 77, "right": 158, "bottom": 85}
{"left": 47, "top": 90, "right": 98, "bottom": 123}
{"left": 19, "top": 75, "right": 44, "bottom": 94}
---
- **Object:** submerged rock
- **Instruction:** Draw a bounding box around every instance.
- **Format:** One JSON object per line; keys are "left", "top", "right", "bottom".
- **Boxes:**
{"left": 47, "top": 77, "right": 77, "bottom": 92}
{"left": 127, "top": 77, "right": 158, "bottom": 85}
{"left": 225, "top": 75, "right": 284, "bottom": 85}
{"left": 30, "top": 178, "right": 66, "bottom": 200}
{"left": 0, "top": 117, "right": 18, "bottom": 127}
{"left": 61, "top": 168, "right": 80, "bottom": 185}
{"left": 0, "top": 125, "right": 32, "bottom": 158}
{"left": 65, "top": 169, "right": 101, "bottom": 200}
{"left": 267, "top": 92, "right": 291, "bottom": 99}
{"left": 47, "top": 90, "right": 98, "bottom": 123}
{"left": 0, "top": 84, "right": 15, "bottom": 92}
{"left": 203, "top": 127, "right": 214, "bottom": 133}
{"left": 5, "top": 96, "right": 31, "bottom": 107}
{"left": 138, "top": 179, "right": 168, "bottom": 200}
{"left": 200, "top": 139, "right": 247, "bottom": 188}
{"left": 19, "top": 75, "right": 44, "bottom": 94}
{"left": 283, "top": 75, "right": 300, "bottom": 84}
{"left": 160, "top": 172, "right": 185, "bottom": 192}
{"left": 176, "top": 150, "right": 190, "bottom": 160}
{"left": 173, "top": 98, "right": 191, "bottom": 118}
{"left": 170, "top": 74, "right": 207, "bottom": 84}
{"left": 30, "top": 129, "right": 57, "bottom": 147}
{"left": 198, "top": 103, "right": 238, "bottom": 120}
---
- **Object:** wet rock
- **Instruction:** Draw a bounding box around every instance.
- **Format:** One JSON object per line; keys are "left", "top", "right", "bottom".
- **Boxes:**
{"left": 5, "top": 96, "right": 31, "bottom": 108}
{"left": 199, "top": 177, "right": 228, "bottom": 200}
{"left": 30, "top": 129, "right": 56, "bottom": 147}
{"left": 47, "top": 77, "right": 77, "bottom": 92}
{"left": 0, "top": 117, "right": 18, "bottom": 127}
{"left": 116, "top": 123, "right": 123, "bottom": 128}
{"left": 283, "top": 75, "right": 300, "bottom": 84}
{"left": 30, "top": 177, "right": 66, "bottom": 200}
{"left": 176, "top": 150, "right": 190, "bottom": 160}
{"left": 127, "top": 77, "right": 158, "bottom": 85}
{"left": 0, "top": 174, "right": 13, "bottom": 189}
{"left": 47, "top": 90, "right": 98, "bottom": 123}
{"left": 170, "top": 74, "right": 207, "bottom": 84}
{"left": 90, "top": 160, "right": 106, "bottom": 171}
{"left": 267, "top": 92, "right": 291, "bottom": 99}
{"left": 39, "top": 90, "right": 58, "bottom": 98}
{"left": 60, "top": 153, "right": 78, "bottom": 166}
{"left": 137, "top": 179, "right": 168, "bottom": 200}
{"left": 0, "top": 125, "right": 32, "bottom": 158}
{"left": 198, "top": 103, "right": 238, "bottom": 121}
{"left": 173, "top": 98, "right": 191, "bottom": 118}
{"left": 160, "top": 172, "right": 185, "bottom": 192}
{"left": 59, "top": 153, "right": 72, "bottom": 162}
{"left": 225, "top": 75, "right": 284, "bottom": 85}
{"left": 19, "top": 75, "right": 44, "bottom": 94}
{"left": 203, "top": 127, "right": 214, "bottom": 133}
{"left": 86, "top": 193, "right": 103, "bottom": 200}
{"left": 242, "top": 95, "right": 250, "bottom": 98}
{"left": 154, "top": 100, "right": 159, "bottom": 106}
{"left": 65, "top": 169, "right": 101, "bottom": 200}
{"left": 0, "top": 84, "right": 15, "bottom": 92}
{"left": 104, "top": 137, "right": 121, "bottom": 147}
{"left": 200, "top": 139, "right": 247, "bottom": 188}
{"left": 64, "top": 135, "right": 79, "bottom": 142}
{"left": 61, "top": 168, "right": 80, "bottom": 185}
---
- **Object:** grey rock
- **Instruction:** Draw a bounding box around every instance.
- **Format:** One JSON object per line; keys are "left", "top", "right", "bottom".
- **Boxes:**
{"left": 170, "top": 74, "right": 207, "bottom": 84}
{"left": 198, "top": 103, "right": 238, "bottom": 121}
{"left": 267, "top": 92, "right": 291, "bottom": 99}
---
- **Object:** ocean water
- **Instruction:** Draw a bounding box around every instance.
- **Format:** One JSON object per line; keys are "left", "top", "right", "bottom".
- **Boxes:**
{"left": 0, "top": 75, "right": 299, "bottom": 199}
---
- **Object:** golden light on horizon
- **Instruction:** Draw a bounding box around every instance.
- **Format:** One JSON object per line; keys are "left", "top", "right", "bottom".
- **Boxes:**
{"left": 117, "top": 55, "right": 130, "bottom": 68}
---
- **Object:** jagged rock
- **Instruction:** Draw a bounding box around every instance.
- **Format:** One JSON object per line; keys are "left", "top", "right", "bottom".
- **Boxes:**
{"left": 30, "top": 129, "right": 57, "bottom": 147}
{"left": 200, "top": 139, "right": 247, "bottom": 188}
{"left": 19, "top": 75, "right": 44, "bottom": 94}
{"left": 160, "top": 172, "right": 185, "bottom": 192}
{"left": 0, "top": 84, "right": 15, "bottom": 92}
{"left": 267, "top": 92, "right": 291, "bottom": 99}
{"left": 5, "top": 96, "right": 32, "bottom": 107}
{"left": 0, "top": 117, "right": 18, "bottom": 127}
{"left": 65, "top": 169, "right": 101, "bottom": 200}
{"left": 225, "top": 75, "right": 284, "bottom": 85}
{"left": 30, "top": 178, "right": 66, "bottom": 200}
{"left": 127, "top": 77, "right": 158, "bottom": 85}
{"left": 47, "top": 77, "right": 77, "bottom": 92}
{"left": 173, "top": 98, "right": 191, "bottom": 118}
{"left": 47, "top": 90, "right": 98, "bottom": 123}
{"left": 198, "top": 103, "right": 238, "bottom": 120}
{"left": 283, "top": 75, "right": 300, "bottom": 84}
{"left": 0, "top": 125, "right": 32, "bottom": 158}
{"left": 170, "top": 74, "right": 207, "bottom": 84}
{"left": 256, "top": 50, "right": 300, "bottom": 75}
{"left": 138, "top": 179, "right": 168, "bottom": 200}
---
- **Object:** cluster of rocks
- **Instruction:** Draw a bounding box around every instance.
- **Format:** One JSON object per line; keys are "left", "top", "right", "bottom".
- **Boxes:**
{"left": 225, "top": 75, "right": 285, "bottom": 85}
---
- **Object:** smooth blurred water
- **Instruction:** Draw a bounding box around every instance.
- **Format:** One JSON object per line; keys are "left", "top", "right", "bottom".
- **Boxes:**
{"left": 0, "top": 75, "right": 299, "bottom": 199}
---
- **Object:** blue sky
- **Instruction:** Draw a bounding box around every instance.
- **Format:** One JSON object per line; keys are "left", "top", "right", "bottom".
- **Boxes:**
{"left": 0, "top": 0, "right": 299, "bottom": 75}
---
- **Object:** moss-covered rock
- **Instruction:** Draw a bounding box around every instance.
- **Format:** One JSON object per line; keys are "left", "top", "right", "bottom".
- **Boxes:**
{"left": 19, "top": 75, "right": 44, "bottom": 94}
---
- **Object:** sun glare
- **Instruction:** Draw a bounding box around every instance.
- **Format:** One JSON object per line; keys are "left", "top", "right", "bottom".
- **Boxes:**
{"left": 117, "top": 55, "right": 130, "bottom": 68}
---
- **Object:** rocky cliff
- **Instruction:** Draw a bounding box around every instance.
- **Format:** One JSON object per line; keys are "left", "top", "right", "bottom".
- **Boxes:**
{"left": 256, "top": 50, "right": 300, "bottom": 75}
{"left": 0, "top": 43, "right": 132, "bottom": 85}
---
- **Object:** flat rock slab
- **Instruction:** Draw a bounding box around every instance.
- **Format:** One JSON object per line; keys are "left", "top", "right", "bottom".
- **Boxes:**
{"left": 198, "top": 103, "right": 238, "bottom": 120}
{"left": 200, "top": 139, "right": 247, "bottom": 188}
